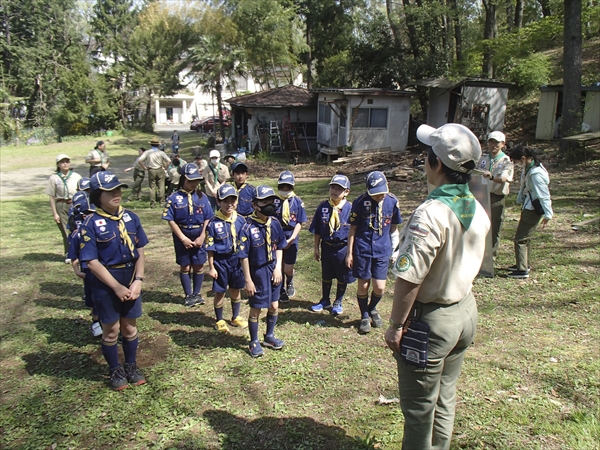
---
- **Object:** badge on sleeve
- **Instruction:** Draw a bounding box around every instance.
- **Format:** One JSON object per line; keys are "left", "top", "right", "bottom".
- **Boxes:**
{"left": 408, "top": 223, "right": 429, "bottom": 237}
{"left": 394, "top": 253, "right": 412, "bottom": 272}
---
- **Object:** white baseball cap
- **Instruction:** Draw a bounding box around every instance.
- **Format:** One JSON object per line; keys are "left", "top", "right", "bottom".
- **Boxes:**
{"left": 416, "top": 124, "right": 482, "bottom": 174}
{"left": 209, "top": 149, "right": 220, "bottom": 159}
{"left": 487, "top": 131, "right": 506, "bottom": 142}
{"left": 56, "top": 154, "right": 70, "bottom": 163}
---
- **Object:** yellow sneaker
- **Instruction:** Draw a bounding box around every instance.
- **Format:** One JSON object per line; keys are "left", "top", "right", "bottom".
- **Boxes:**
{"left": 214, "top": 319, "right": 229, "bottom": 333}
{"left": 230, "top": 316, "right": 248, "bottom": 328}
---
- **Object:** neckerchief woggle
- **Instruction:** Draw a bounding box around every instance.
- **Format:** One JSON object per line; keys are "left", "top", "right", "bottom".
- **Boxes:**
{"left": 427, "top": 184, "right": 476, "bottom": 230}
{"left": 96, "top": 206, "right": 136, "bottom": 258}
{"left": 250, "top": 212, "right": 272, "bottom": 261}
{"left": 215, "top": 210, "right": 239, "bottom": 252}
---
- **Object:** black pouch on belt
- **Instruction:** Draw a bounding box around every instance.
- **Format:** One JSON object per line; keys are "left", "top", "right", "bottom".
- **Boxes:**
{"left": 400, "top": 310, "right": 430, "bottom": 368}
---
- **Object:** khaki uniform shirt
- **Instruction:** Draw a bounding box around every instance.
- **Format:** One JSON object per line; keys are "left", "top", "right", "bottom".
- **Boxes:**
{"left": 139, "top": 148, "right": 170, "bottom": 170}
{"left": 85, "top": 149, "right": 110, "bottom": 168}
{"left": 45, "top": 171, "right": 82, "bottom": 199}
{"left": 393, "top": 197, "right": 490, "bottom": 305}
{"left": 202, "top": 163, "right": 230, "bottom": 197}
{"left": 488, "top": 154, "right": 513, "bottom": 196}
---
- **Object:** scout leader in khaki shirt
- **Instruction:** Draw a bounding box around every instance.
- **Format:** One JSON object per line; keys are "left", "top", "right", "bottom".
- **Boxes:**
{"left": 85, "top": 141, "right": 110, "bottom": 175}
{"left": 482, "top": 131, "right": 514, "bottom": 196}
{"left": 137, "top": 145, "right": 171, "bottom": 170}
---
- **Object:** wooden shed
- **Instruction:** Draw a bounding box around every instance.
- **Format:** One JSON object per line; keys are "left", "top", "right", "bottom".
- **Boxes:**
{"left": 535, "top": 84, "right": 600, "bottom": 140}
{"left": 313, "top": 88, "right": 416, "bottom": 156}
{"left": 412, "top": 78, "right": 513, "bottom": 141}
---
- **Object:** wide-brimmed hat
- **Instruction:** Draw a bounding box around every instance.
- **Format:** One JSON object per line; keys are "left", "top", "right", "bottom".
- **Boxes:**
{"left": 90, "top": 171, "right": 129, "bottom": 191}
{"left": 149, "top": 138, "right": 161, "bottom": 146}
{"left": 416, "top": 123, "right": 482, "bottom": 174}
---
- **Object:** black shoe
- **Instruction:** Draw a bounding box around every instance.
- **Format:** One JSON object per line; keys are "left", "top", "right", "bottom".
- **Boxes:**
{"left": 109, "top": 366, "right": 129, "bottom": 391}
{"left": 123, "top": 362, "right": 146, "bottom": 386}
{"left": 193, "top": 294, "right": 205, "bottom": 305}
{"left": 508, "top": 270, "right": 530, "bottom": 279}
{"left": 358, "top": 318, "right": 371, "bottom": 334}
{"left": 370, "top": 310, "right": 384, "bottom": 328}
{"left": 286, "top": 280, "right": 296, "bottom": 298}
{"left": 279, "top": 288, "right": 290, "bottom": 303}
{"left": 508, "top": 265, "right": 531, "bottom": 272}
{"left": 184, "top": 294, "right": 198, "bottom": 307}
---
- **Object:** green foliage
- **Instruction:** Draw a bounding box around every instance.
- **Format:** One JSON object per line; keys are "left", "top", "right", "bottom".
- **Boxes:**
{"left": 503, "top": 53, "right": 552, "bottom": 95}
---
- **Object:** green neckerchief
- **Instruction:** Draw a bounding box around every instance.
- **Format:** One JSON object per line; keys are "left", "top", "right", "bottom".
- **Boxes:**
{"left": 524, "top": 160, "right": 536, "bottom": 176}
{"left": 209, "top": 162, "right": 221, "bottom": 181}
{"left": 489, "top": 151, "right": 506, "bottom": 172}
{"left": 57, "top": 169, "right": 73, "bottom": 199}
{"left": 427, "top": 184, "right": 476, "bottom": 230}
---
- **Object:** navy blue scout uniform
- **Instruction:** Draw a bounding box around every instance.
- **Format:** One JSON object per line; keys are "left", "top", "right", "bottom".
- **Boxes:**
{"left": 205, "top": 185, "right": 247, "bottom": 294}
{"left": 350, "top": 174, "right": 402, "bottom": 281}
{"left": 230, "top": 162, "right": 256, "bottom": 217}
{"left": 163, "top": 163, "right": 213, "bottom": 306}
{"left": 67, "top": 192, "right": 98, "bottom": 333}
{"left": 309, "top": 175, "right": 356, "bottom": 315}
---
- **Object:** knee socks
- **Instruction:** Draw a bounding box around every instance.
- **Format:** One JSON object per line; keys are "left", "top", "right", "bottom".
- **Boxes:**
{"left": 248, "top": 317, "right": 259, "bottom": 342}
{"left": 122, "top": 333, "right": 139, "bottom": 364}
{"left": 357, "top": 294, "right": 369, "bottom": 319}
{"left": 101, "top": 339, "right": 120, "bottom": 370}
{"left": 231, "top": 299, "right": 241, "bottom": 319}
{"left": 179, "top": 271, "right": 192, "bottom": 296}
{"left": 369, "top": 293, "right": 382, "bottom": 312}
{"left": 334, "top": 282, "right": 347, "bottom": 304}
{"left": 321, "top": 279, "right": 332, "bottom": 302}
{"left": 214, "top": 306, "right": 223, "bottom": 321}
{"left": 193, "top": 272, "right": 204, "bottom": 295}
{"left": 266, "top": 312, "right": 278, "bottom": 336}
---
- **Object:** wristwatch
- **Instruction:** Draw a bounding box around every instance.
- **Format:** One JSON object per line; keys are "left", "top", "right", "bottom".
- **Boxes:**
{"left": 389, "top": 318, "right": 405, "bottom": 330}
{"left": 134, "top": 277, "right": 144, "bottom": 282}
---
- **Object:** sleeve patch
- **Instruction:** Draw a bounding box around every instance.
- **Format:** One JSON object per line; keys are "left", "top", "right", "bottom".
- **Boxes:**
{"left": 394, "top": 253, "right": 412, "bottom": 272}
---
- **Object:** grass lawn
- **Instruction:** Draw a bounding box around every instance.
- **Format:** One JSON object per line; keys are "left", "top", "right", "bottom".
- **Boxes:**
{"left": 1, "top": 134, "right": 599, "bottom": 449}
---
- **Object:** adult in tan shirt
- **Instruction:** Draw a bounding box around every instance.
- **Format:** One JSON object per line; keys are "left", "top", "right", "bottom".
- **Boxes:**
{"left": 202, "top": 149, "right": 230, "bottom": 212}
{"left": 138, "top": 138, "right": 171, "bottom": 207}
{"left": 85, "top": 141, "right": 110, "bottom": 176}
{"left": 481, "top": 131, "right": 514, "bottom": 258}
{"left": 45, "top": 154, "right": 82, "bottom": 261}
{"left": 385, "top": 124, "right": 490, "bottom": 450}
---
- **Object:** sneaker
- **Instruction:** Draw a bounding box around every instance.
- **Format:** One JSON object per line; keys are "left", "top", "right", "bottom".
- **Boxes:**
{"left": 508, "top": 265, "right": 531, "bottom": 272}
{"left": 279, "top": 288, "right": 290, "bottom": 303}
{"left": 214, "top": 319, "right": 230, "bottom": 333}
{"left": 310, "top": 299, "right": 331, "bottom": 312}
{"left": 286, "top": 280, "right": 296, "bottom": 298}
{"left": 248, "top": 340, "right": 264, "bottom": 358}
{"left": 508, "top": 270, "right": 530, "bottom": 279}
{"left": 65, "top": 256, "right": 72, "bottom": 264}
{"left": 184, "top": 294, "right": 198, "bottom": 307}
{"left": 230, "top": 316, "right": 248, "bottom": 328}
{"left": 358, "top": 318, "right": 371, "bottom": 334}
{"left": 123, "top": 362, "right": 146, "bottom": 386}
{"left": 263, "top": 334, "right": 285, "bottom": 350}
{"left": 193, "top": 294, "right": 206, "bottom": 305}
{"left": 370, "top": 310, "right": 384, "bottom": 328}
{"left": 91, "top": 321, "right": 103, "bottom": 337}
{"left": 109, "top": 366, "right": 129, "bottom": 391}
{"left": 330, "top": 300, "right": 343, "bottom": 316}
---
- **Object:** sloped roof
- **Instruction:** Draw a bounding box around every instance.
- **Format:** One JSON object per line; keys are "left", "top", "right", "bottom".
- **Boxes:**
{"left": 312, "top": 88, "right": 417, "bottom": 97}
{"left": 226, "top": 85, "right": 316, "bottom": 108}
{"left": 411, "top": 77, "right": 514, "bottom": 89}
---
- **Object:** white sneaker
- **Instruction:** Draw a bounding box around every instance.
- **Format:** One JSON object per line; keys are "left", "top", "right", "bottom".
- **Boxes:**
{"left": 91, "top": 321, "right": 102, "bottom": 337}
{"left": 65, "top": 257, "right": 72, "bottom": 264}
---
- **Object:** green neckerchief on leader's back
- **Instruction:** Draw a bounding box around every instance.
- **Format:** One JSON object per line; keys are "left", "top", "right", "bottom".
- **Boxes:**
{"left": 427, "top": 184, "right": 476, "bottom": 230}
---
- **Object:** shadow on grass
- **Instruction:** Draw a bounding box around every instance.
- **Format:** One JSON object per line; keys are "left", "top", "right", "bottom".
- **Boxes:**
{"left": 22, "top": 252, "right": 64, "bottom": 262}
{"left": 34, "top": 296, "right": 88, "bottom": 311}
{"left": 22, "top": 349, "right": 104, "bottom": 381}
{"left": 33, "top": 317, "right": 98, "bottom": 347}
{"left": 143, "top": 289, "right": 184, "bottom": 305}
{"left": 277, "top": 300, "right": 358, "bottom": 329}
{"left": 149, "top": 310, "right": 215, "bottom": 328}
{"left": 168, "top": 329, "right": 247, "bottom": 350}
{"left": 198, "top": 409, "right": 373, "bottom": 450}
{"left": 39, "top": 281, "right": 84, "bottom": 298}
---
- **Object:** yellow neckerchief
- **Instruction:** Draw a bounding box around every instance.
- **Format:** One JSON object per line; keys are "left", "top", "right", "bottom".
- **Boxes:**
{"left": 278, "top": 191, "right": 297, "bottom": 226}
{"left": 215, "top": 210, "right": 238, "bottom": 252}
{"left": 328, "top": 198, "right": 347, "bottom": 236}
{"left": 178, "top": 188, "right": 194, "bottom": 216}
{"left": 368, "top": 196, "right": 384, "bottom": 236}
{"left": 96, "top": 206, "right": 135, "bottom": 258}
{"left": 233, "top": 182, "right": 247, "bottom": 193}
{"left": 250, "top": 212, "right": 272, "bottom": 261}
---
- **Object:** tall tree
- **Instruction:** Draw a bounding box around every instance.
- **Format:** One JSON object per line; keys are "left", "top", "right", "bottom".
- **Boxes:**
{"left": 560, "top": 0, "right": 582, "bottom": 151}
{"left": 482, "top": 0, "right": 498, "bottom": 77}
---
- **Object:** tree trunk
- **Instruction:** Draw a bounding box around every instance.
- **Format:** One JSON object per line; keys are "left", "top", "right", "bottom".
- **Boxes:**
{"left": 386, "top": 0, "right": 404, "bottom": 52}
{"left": 538, "top": 0, "right": 551, "bottom": 17}
{"left": 306, "top": 20, "right": 312, "bottom": 89}
{"left": 402, "top": 0, "right": 421, "bottom": 60}
{"left": 26, "top": 75, "right": 41, "bottom": 124}
{"left": 514, "top": 0, "right": 524, "bottom": 29}
{"left": 481, "top": 0, "right": 497, "bottom": 78}
{"left": 216, "top": 80, "right": 224, "bottom": 140}
{"left": 448, "top": 0, "right": 463, "bottom": 63}
{"left": 560, "top": 0, "right": 582, "bottom": 152}
{"left": 144, "top": 93, "right": 153, "bottom": 132}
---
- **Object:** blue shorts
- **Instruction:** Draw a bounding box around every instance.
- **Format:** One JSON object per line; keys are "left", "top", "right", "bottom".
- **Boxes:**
{"left": 92, "top": 265, "right": 142, "bottom": 324}
{"left": 212, "top": 254, "right": 245, "bottom": 293}
{"left": 283, "top": 242, "right": 298, "bottom": 265}
{"left": 248, "top": 264, "right": 282, "bottom": 309}
{"left": 321, "top": 244, "right": 356, "bottom": 284}
{"left": 173, "top": 228, "right": 207, "bottom": 267}
{"left": 84, "top": 270, "right": 95, "bottom": 308}
{"left": 352, "top": 256, "right": 389, "bottom": 281}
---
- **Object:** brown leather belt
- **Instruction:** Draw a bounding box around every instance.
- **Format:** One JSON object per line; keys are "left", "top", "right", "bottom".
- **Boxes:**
{"left": 55, "top": 199, "right": 72, "bottom": 204}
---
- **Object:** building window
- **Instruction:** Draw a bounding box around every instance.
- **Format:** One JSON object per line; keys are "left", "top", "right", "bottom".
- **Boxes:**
{"left": 352, "top": 107, "right": 388, "bottom": 128}
{"left": 339, "top": 105, "right": 347, "bottom": 128}
{"left": 319, "top": 103, "right": 332, "bottom": 124}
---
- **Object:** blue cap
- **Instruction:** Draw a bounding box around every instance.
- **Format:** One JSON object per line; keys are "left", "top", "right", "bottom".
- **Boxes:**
{"left": 277, "top": 171, "right": 295, "bottom": 186}
{"left": 366, "top": 171, "right": 388, "bottom": 195}
{"left": 217, "top": 184, "right": 238, "bottom": 200}
{"left": 72, "top": 191, "right": 95, "bottom": 213}
{"left": 182, "top": 163, "right": 202, "bottom": 180}
{"left": 254, "top": 185, "right": 277, "bottom": 201}
{"left": 78, "top": 177, "right": 91, "bottom": 191}
{"left": 329, "top": 174, "right": 350, "bottom": 190}
{"left": 231, "top": 161, "right": 248, "bottom": 173}
{"left": 90, "top": 171, "right": 128, "bottom": 191}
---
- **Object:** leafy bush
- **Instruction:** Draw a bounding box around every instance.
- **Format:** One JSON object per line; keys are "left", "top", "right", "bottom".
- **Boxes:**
{"left": 502, "top": 53, "right": 552, "bottom": 94}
